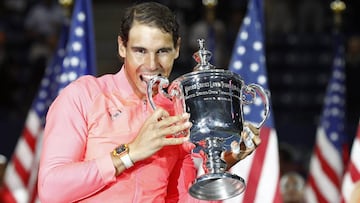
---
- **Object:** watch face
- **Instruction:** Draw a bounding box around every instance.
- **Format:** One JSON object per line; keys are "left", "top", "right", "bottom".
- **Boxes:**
{"left": 115, "top": 144, "right": 128, "bottom": 155}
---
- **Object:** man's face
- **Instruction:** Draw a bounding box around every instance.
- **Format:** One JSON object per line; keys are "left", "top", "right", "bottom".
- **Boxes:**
{"left": 118, "top": 22, "right": 180, "bottom": 99}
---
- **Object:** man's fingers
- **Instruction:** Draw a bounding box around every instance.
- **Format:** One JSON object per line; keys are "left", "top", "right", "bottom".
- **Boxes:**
{"left": 163, "top": 136, "right": 189, "bottom": 146}
{"left": 253, "top": 135, "right": 261, "bottom": 147}
{"left": 246, "top": 123, "right": 259, "bottom": 135}
{"left": 150, "top": 108, "right": 170, "bottom": 122}
{"left": 231, "top": 141, "right": 240, "bottom": 154}
{"left": 161, "top": 120, "right": 192, "bottom": 136}
{"left": 243, "top": 127, "right": 255, "bottom": 148}
{"left": 157, "top": 112, "right": 190, "bottom": 128}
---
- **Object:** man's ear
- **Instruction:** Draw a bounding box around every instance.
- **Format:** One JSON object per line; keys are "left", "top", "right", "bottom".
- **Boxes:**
{"left": 118, "top": 36, "right": 126, "bottom": 58}
{"left": 175, "top": 37, "right": 181, "bottom": 59}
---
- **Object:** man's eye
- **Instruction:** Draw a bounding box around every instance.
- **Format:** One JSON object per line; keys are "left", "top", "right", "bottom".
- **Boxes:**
{"left": 138, "top": 49, "right": 146, "bottom": 54}
{"left": 134, "top": 48, "right": 146, "bottom": 54}
{"left": 158, "top": 49, "right": 171, "bottom": 54}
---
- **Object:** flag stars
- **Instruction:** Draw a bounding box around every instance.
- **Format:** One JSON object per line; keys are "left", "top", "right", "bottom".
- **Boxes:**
{"left": 41, "top": 77, "right": 50, "bottom": 87}
{"left": 333, "top": 70, "right": 345, "bottom": 81}
{"left": 330, "top": 107, "right": 341, "bottom": 117}
{"left": 329, "top": 132, "right": 339, "bottom": 142}
{"left": 75, "top": 27, "right": 84, "bottom": 37}
{"left": 243, "top": 106, "right": 251, "bottom": 115}
{"left": 72, "top": 41, "right": 82, "bottom": 52}
{"left": 36, "top": 102, "right": 46, "bottom": 112}
{"left": 243, "top": 16, "right": 251, "bottom": 25}
{"left": 257, "top": 75, "right": 267, "bottom": 85}
{"left": 38, "top": 90, "right": 48, "bottom": 100}
{"left": 253, "top": 41, "right": 262, "bottom": 51}
{"left": 254, "top": 97, "right": 262, "bottom": 106}
{"left": 330, "top": 82, "right": 343, "bottom": 92}
{"left": 237, "top": 46, "right": 246, "bottom": 55}
{"left": 330, "top": 95, "right": 341, "bottom": 104}
{"left": 70, "top": 56, "right": 80, "bottom": 67}
{"left": 59, "top": 72, "right": 78, "bottom": 83}
{"left": 63, "top": 57, "right": 70, "bottom": 68}
{"left": 232, "top": 61, "right": 242, "bottom": 70}
{"left": 59, "top": 73, "right": 68, "bottom": 83}
{"left": 334, "top": 58, "right": 344, "bottom": 67}
{"left": 68, "top": 71, "right": 78, "bottom": 81}
{"left": 77, "top": 12, "right": 86, "bottom": 22}
{"left": 240, "top": 31, "right": 248, "bottom": 41}
{"left": 250, "top": 63, "right": 259, "bottom": 72}
{"left": 228, "top": 0, "right": 272, "bottom": 127}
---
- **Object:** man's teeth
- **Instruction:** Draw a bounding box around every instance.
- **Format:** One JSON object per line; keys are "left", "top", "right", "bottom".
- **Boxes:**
{"left": 141, "top": 74, "right": 161, "bottom": 82}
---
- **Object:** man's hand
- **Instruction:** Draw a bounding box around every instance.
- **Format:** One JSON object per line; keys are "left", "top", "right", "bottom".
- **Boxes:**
{"left": 222, "top": 123, "right": 261, "bottom": 169}
{"left": 128, "top": 108, "right": 192, "bottom": 163}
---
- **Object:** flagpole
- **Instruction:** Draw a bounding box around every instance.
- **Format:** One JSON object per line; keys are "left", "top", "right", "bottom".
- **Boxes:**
{"left": 304, "top": 1, "right": 348, "bottom": 203}
{"left": 330, "top": 0, "right": 347, "bottom": 166}
{"left": 337, "top": 1, "right": 360, "bottom": 199}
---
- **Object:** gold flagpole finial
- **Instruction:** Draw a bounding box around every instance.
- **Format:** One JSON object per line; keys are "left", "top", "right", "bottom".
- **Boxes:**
{"left": 202, "top": 0, "right": 218, "bottom": 8}
{"left": 330, "top": 0, "right": 346, "bottom": 28}
{"left": 59, "top": 0, "right": 74, "bottom": 18}
{"left": 330, "top": 0, "right": 346, "bottom": 13}
{"left": 59, "top": 0, "right": 73, "bottom": 7}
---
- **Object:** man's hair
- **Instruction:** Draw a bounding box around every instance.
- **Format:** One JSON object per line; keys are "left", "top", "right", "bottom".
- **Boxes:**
{"left": 119, "top": 2, "right": 179, "bottom": 47}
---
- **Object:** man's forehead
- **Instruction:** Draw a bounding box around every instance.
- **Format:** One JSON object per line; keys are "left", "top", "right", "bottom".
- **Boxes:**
{"left": 128, "top": 25, "right": 174, "bottom": 49}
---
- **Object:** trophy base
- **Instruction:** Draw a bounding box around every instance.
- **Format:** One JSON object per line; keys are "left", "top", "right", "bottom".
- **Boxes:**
{"left": 189, "top": 172, "right": 246, "bottom": 200}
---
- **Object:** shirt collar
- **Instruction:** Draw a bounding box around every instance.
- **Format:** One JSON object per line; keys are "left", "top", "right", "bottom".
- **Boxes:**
{"left": 113, "top": 66, "right": 140, "bottom": 101}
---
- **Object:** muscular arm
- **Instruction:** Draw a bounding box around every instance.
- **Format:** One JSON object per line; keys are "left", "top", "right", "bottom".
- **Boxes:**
{"left": 38, "top": 81, "right": 116, "bottom": 202}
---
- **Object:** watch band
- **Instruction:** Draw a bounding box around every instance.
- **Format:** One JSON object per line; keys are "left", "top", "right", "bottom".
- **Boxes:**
{"left": 120, "top": 153, "right": 134, "bottom": 169}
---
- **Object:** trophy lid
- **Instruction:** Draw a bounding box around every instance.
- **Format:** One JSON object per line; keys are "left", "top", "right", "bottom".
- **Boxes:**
{"left": 192, "top": 39, "right": 216, "bottom": 71}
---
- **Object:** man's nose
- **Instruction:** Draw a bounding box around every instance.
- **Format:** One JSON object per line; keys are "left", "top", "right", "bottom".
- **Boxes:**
{"left": 145, "top": 54, "right": 159, "bottom": 71}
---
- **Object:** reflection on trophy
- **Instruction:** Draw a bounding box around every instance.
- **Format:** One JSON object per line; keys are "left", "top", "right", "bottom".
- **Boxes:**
{"left": 147, "top": 39, "right": 270, "bottom": 200}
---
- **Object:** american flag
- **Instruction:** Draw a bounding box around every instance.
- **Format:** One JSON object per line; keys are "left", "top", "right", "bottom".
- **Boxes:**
{"left": 305, "top": 31, "right": 347, "bottom": 203}
{"left": 224, "top": 0, "right": 282, "bottom": 202}
{"left": 341, "top": 119, "right": 360, "bottom": 203}
{"left": 0, "top": 0, "right": 96, "bottom": 202}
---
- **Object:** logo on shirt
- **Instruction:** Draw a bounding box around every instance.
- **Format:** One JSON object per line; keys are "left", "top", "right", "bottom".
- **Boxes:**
{"left": 109, "top": 109, "right": 122, "bottom": 120}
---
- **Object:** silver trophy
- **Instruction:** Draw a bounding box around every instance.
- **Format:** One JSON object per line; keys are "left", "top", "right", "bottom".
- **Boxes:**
{"left": 147, "top": 39, "right": 270, "bottom": 200}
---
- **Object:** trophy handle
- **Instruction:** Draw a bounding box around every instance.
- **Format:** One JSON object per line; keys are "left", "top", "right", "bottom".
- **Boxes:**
{"left": 147, "top": 76, "right": 178, "bottom": 110}
{"left": 242, "top": 84, "right": 270, "bottom": 129}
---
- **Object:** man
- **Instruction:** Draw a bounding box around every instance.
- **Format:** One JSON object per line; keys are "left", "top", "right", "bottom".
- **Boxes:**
{"left": 38, "top": 2, "right": 260, "bottom": 202}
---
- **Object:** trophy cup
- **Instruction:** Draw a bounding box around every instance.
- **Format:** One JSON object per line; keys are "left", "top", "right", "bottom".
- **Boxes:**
{"left": 146, "top": 39, "right": 270, "bottom": 200}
